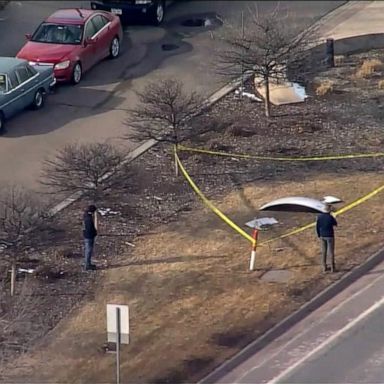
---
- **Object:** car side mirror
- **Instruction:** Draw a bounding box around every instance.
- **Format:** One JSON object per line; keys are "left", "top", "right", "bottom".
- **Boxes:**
{"left": 25, "top": 33, "right": 32, "bottom": 40}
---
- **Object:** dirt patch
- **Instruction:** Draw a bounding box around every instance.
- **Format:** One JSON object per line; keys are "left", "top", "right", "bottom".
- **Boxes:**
{"left": 1, "top": 50, "right": 384, "bottom": 383}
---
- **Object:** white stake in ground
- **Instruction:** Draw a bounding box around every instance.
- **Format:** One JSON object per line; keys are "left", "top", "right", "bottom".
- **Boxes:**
{"left": 250, "top": 228, "right": 258, "bottom": 271}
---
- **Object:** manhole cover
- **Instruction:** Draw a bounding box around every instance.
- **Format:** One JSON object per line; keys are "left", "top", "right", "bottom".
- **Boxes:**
{"left": 161, "top": 43, "right": 179, "bottom": 51}
{"left": 181, "top": 18, "right": 205, "bottom": 27}
{"left": 261, "top": 269, "right": 293, "bottom": 283}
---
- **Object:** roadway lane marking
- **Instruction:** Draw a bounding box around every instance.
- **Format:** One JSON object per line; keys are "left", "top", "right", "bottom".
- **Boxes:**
{"left": 267, "top": 295, "right": 384, "bottom": 384}
{"left": 234, "top": 271, "right": 384, "bottom": 383}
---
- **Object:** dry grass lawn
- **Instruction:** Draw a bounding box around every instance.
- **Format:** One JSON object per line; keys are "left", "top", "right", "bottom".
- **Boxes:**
{"left": 4, "top": 170, "right": 384, "bottom": 383}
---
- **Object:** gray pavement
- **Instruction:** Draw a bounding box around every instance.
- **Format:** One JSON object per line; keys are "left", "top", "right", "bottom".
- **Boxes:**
{"left": 278, "top": 303, "right": 384, "bottom": 384}
{"left": 0, "top": 1, "right": 344, "bottom": 190}
{"left": 209, "top": 259, "right": 384, "bottom": 384}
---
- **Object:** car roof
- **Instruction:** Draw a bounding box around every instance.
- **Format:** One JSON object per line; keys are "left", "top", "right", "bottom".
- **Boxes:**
{"left": 0, "top": 57, "right": 27, "bottom": 74}
{"left": 45, "top": 8, "right": 95, "bottom": 25}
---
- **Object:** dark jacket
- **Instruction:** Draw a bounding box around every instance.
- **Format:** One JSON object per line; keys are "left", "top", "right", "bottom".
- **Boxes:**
{"left": 316, "top": 212, "right": 337, "bottom": 238}
{"left": 83, "top": 212, "right": 97, "bottom": 239}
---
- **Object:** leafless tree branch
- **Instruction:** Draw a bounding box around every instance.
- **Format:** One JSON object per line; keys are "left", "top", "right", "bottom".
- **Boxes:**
{"left": 40, "top": 142, "right": 129, "bottom": 201}
{"left": 0, "top": 186, "right": 47, "bottom": 253}
{"left": 125, "top": 78, "right": 205, "bottom": 145}
{"left": 215, "top": 6, "right": 320, "bottom": 117}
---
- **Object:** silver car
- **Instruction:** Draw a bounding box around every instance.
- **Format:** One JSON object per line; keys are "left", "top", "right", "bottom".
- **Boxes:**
{"left": 0, "top": 57, "right": 56, "bottom": 134}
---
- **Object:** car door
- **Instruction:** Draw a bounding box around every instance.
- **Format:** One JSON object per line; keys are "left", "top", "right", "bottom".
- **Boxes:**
{"left": 90, "top": 14, "right": 112, "bottom": 61}
{"left": 0, "top": 74, "right": 16, "bottom": 119}
{"left": 82, "top": 18, "right": 99, "bottom": 71}
{"left": 2, "top": 69, "right": 23, "bottom": 118}
{"left": 14, "top": 64, "right": 39, "bottom": 108}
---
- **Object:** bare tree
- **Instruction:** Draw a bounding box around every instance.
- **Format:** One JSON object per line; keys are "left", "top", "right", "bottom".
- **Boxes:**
{"left": 126, "top": 78, "right": 204, "bottom": 144}
{"left": 40, "top": 142, "right": 128, "bottom": 201}
{"left": 126, "top": 78, "right": 205, "bottom": 175}
{"left": 216, "top": 5, "right": 319, "bottom": 117}
{"left": 0, "top": 186, "right": 47, "bottom": 295}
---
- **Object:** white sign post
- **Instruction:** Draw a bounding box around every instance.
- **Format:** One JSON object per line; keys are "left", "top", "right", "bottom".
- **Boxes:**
{"left": 107, "top": 304, "right": 129, "bottom": 384}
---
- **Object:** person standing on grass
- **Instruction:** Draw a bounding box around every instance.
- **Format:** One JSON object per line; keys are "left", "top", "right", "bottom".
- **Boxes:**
{"left": 83, "top": 204, "right": 98, "bottom": 271}
{"left": 316, "top": 203, "right": 338, "bottom": 273}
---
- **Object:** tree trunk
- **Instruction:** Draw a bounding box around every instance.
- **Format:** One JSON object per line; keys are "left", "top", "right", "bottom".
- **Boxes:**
{"left": 264, "top": 76, "right": 271, "bottom": 118}
{"left": 10, "top": 262, "right": 16, "bottom": 296}
{"left": 174, "top": 144, "right": 179, "bottom": 177}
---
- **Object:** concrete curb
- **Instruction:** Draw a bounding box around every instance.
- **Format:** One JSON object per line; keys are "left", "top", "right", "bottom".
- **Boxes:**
{"left": 200, "top": 246, "right": 384, "bottom": 383}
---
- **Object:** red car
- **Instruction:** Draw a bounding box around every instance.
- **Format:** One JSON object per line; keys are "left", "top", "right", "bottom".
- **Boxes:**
{"left": 16, "top": 8, "right": 123, "bottom": 84}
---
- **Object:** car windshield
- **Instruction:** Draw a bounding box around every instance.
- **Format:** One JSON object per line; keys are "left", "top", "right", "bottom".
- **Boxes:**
{"left": 0, "top": 74, "right": 6, "bottom": 93}
{"left": 32, "top": 23, "right": 83, "bottom": 44}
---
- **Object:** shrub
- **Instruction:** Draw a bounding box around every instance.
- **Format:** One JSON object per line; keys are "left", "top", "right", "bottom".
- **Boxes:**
{"left": 315, "top": 81, "right": 333, "bottom": 96}
{"left": 355, "top": 59, "right": 383, "bottom": 78}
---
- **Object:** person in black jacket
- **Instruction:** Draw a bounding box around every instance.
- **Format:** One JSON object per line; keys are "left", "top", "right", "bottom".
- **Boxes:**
{"left": 83, "top": 205, "right": 98, "bottom": 271}
{"left": 316, "top": 203, "right": 338, "bottom": 273}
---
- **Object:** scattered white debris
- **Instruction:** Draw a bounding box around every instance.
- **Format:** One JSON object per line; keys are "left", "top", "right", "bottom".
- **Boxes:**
{"left": 18, "top": 268, "right": 35, "bottom": 274}
{"left": 98, "top": 208, "right": 120, "bottom": 216}
{"left": 204, "top": 18, "right": 212, "bottom": 27}
{"left": 125, "top": 241, "right": 135, "bottom": 247}
{"left": 153, "top": 196, "right": 163, "bottom": 201}
{"left": 230, "top": 157, "right": 240, "bottom": 162}
{"left": 292, "top": 82, "right": 308, "bottom": 101}
{"left": 235, "top": 88, "right": 262, "bottom": 102}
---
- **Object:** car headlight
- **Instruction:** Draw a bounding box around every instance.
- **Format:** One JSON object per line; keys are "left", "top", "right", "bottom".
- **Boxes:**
{"left": 135, "top": 0, "right": 152, "bottom": 4}
{"left": 54, "top": 60, "right": 71, "bottom": 70}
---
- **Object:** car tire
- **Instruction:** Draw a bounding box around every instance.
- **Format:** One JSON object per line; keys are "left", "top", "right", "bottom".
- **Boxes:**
{"left": 109, "top": 37, "right": 120, "bottom": 59}
{"left": 149, "top": 1, "right": 165, "bottom": 26}
{"left": 72, "top": 62, "right": 82, "bottom": 85}
{"left": 31, "top": 89, "right": 45, "bottom": 110}
{"left": 0, "top": 112, "right": 5, "bottom": 135}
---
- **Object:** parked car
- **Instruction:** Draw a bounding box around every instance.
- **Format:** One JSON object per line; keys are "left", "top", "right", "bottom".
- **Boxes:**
{"left": 16, "top": 8, "right": 123, "bottom": 84}
{"left": 0, "top": 57, "right": 55, "bottom": 134}
{"left": 90, "top": 0, "right": 170, "bottom": 26}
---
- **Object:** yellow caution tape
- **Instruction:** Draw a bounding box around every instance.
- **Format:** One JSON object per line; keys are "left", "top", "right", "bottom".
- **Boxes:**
{"left": 175, "top": 150, "right": 255, "bottom": 244}
{"left": 178, "top": 144, "right": 384, "bottom": 162}
{"left": 176, "top": 148, "right": 384, "bottom": 248}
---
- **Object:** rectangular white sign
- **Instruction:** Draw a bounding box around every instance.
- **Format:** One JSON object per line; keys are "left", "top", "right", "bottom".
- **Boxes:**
{"left": 107, "top": 304, "right": 129, "bottom": 344}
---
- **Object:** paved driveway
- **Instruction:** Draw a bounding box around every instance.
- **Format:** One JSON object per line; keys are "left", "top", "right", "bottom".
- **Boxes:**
{"left": 0, "top": 1, "right": 344, "bottom": 190}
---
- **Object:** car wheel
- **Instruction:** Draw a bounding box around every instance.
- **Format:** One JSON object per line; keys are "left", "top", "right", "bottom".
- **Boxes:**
{"left": 0, "top": 112, "right": 5, "bottom": 135}
{"left": 109, "top": 37, "right": 120, "bottom": 59}
{"left": 150, "top": 1, "right": 165, "bottom": 26}
{"left": 72, "top": 62, "right": 82, "bottom": 85}
{"left": 31, "top": 89, "right": 45, "bottom": 110}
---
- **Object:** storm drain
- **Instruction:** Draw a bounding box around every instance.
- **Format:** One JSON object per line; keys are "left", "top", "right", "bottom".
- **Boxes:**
{"left": 161, "top": 43, "right": 179, "bottom": 51}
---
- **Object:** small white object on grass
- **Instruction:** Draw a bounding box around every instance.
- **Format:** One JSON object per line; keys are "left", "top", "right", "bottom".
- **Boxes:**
{"left": 246, "top": 217, "right": 278, "bottom": 229}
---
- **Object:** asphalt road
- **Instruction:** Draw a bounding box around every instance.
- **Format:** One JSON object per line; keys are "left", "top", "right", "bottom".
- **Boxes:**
{"left": 0, "top": 0, "right": 345, "bottom": 192}
{"left": 277, "top": 302, "right": 384, "bottom": 384}
{"left": 208, "top": 256, "right": 384, "bottom": 384}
